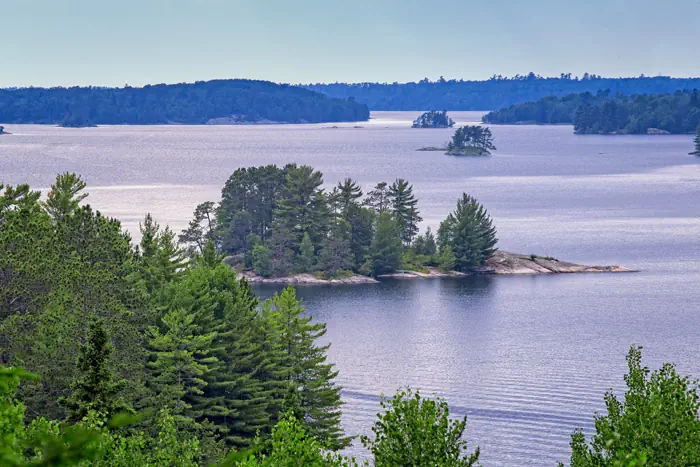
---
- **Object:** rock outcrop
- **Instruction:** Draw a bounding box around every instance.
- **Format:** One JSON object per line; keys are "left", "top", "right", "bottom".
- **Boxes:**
{"left": 236, "top": 271, "right": 379, "bottom": 285}
{"left": 486, "top": 251, "right": 637, "bottom": 275}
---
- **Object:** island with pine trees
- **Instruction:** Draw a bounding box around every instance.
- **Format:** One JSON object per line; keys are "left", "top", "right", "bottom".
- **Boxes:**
{"left": 178, "top": 164, "right": 635, "bottom": 284}
{"left": 412, "top": 110, "right": 455, "bottom": 128}
{"left": 418, "top": 125, "right": 497, "bottom": 156}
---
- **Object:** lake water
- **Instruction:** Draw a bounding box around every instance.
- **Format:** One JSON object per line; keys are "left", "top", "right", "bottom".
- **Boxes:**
{"left": 2, "top": 112, "right": 700, "bottom": 465}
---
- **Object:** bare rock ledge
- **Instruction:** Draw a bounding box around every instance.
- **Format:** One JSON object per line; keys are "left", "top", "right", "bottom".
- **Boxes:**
{"left": 233, "top": 252, "right": 637, "bottom": 285}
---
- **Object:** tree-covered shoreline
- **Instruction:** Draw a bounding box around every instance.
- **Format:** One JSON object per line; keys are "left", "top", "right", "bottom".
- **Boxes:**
{"left": 0, "top": 79, "right": 370, "bottom": 126}
{"left": 483, "top": 89, "right": 700, "bottom": 135}
{"left": 305, "top": 74, "right": 700, "bottom": 111}
{"left": 181, "top": 165, "right": 498, "bottom": 281}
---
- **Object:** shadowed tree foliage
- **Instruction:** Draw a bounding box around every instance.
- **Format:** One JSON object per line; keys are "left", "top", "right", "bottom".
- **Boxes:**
{"left": 369, "top": 213, "right": 403, "bottom": 276}
{"left": 691, "top": 123, "right": 700, "bottom": 156}
{"left": 59, "top": 319, "right": 130, "bottom": 423}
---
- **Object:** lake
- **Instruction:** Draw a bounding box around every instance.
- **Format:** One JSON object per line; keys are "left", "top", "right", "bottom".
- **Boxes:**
{"left": 1, "top": 112, "right": 699, "bottom": 465}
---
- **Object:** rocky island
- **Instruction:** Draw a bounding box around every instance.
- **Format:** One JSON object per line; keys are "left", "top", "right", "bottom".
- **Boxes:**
{"left": 234, "top": 251, "right": 636, "bottom": 285}
{"left": 0, "top": 125, "right": 7, "bottom": 135}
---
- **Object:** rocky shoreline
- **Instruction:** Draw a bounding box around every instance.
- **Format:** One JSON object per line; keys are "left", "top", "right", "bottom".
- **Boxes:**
{"left": 234, "top": 251, "right": 636, "bottom": 285}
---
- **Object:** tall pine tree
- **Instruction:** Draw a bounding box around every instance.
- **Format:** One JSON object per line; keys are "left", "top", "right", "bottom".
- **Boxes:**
{"left": 60, "top": 319, "right": 130, "bottom": 423}
{"left": 389, "top": 179, "right": 422, "bottom": 246}
{"left": 691, "top": 123, "right": 700, "bottom": 156}
{"left": 271, "top": 287, "right": 349, "bottom": 449}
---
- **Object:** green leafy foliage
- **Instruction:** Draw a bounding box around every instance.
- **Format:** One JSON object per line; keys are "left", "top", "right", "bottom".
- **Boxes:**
{"left": 361, "top": 388, "right": 480, "bottom": 467}
{"left": 567, "top": 346, "right": 700, "bottom": 467}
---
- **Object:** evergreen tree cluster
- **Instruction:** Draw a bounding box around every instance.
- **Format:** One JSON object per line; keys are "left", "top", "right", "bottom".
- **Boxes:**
{"left": 0, "top": 79, "right": 369, "bottom": 126}
{"left": 305, "top": 74, "right": 700, "bottom": 111}
{"left": 411, "top": 111, "right": 455, "bottom": 128}
{"left": 0, "top": 174, "right": 348, "bottom": 462}
{"left": 483, "top": 89, "right": 700, "bottom": 135}
{"left": 196, "top": 166, "right": 428, "bottom": 279}
{"left": 447, "top": 126, "right": 496, "bottom": 154}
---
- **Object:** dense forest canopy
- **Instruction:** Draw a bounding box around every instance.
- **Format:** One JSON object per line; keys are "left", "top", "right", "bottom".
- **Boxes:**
{"left": 411, "top": 110, "right": 455, "bottom": 128}
{"left": 482, "top": 89, "right": 700, "bottom": 135}
{"left": 0, "top": 79, "right": 369, "bottom": 125}
{"left": 304, "top": 74, "right": 700, "bottom": 111}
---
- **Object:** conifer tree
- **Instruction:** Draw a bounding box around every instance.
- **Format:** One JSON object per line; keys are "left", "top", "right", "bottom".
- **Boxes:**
{"left": 148, "top": 305, "right": 216, "bottom": 430}
{"left": 337, "top": 178, "right": 363, "bottom": 218}
{"left": 439, "top": 194, "right": 498, "bottom": 272}
{"left": 274, "top": 165, "right": 329, "bottom": 249}
{"left": 369, "top": 213, "right": 403, "bottom": 276}
{"left": 297, "top": 232, "right": 316, "bottom": 273}
{"left": 691, "top": 123, "right": 700, "bottom": 156}
{"left": 364, "top": 182, "right": 391, "bottom": 214}
{"left": 271, "top": 287, "right": 348, "bottom": 449}
{"left": 389, "top": 179, "right": 422, "bottom": 246}
{"left": 61, "top": 319, "right": 130, "bottom": 422}
{"left": 42, "top": 172, "right": 88, "bottom": 222}
{"left": 179, "top": 201, "right": 217, "bottom": 254}
{"left": 318, "top": 219, "right": 354, "bottom": 278}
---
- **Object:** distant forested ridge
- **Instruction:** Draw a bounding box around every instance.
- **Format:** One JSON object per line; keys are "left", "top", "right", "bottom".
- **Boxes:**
{"left": 0, "top": 79, "right": 369, "bottom": 125}
{"left": 304, "top": 74, "right": 700, "bottom": 110}
{"left": 483, "top": 89, "right": 700, "bottom": 135}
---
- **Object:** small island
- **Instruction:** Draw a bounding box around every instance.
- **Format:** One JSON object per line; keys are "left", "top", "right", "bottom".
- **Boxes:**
{"left": 691, "top": 124, "right": 700, "bottom": 156}
{"left": 0, "top": 125, "right": 7, "bottom": 135}
{"left": 412, "top": 110, "right": 455, "bottom": 128}
{"left": 176, "top": 164, "right": 633, "bottom": 285}
{"left": 445, "top": 125, "right": 496, "bottom": 156}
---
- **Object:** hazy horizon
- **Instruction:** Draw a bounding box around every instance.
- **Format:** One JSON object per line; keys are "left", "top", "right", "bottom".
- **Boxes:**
{"left": 2, "top": 0, "right": 700, "bottom": 88}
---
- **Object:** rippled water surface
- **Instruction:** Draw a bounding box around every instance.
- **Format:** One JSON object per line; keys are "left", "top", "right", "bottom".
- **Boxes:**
{"left": 2, "top": 112, "right": 699, "bottom": 465}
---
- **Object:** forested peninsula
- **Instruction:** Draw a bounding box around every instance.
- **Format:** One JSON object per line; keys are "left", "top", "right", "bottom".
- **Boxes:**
{"left": 0, "top": 79, "right": 369, "bottom": 126}
{"left": 482, "top": 89, "right": 700, "bottom": 135}
{"left": 305, "top": 74, "right": 700, "bottom": 110}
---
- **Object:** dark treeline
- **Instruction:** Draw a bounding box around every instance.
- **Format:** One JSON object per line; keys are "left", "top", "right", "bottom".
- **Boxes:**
{"left": 3, "top": 174, "right": 700, "bottom": 465}
{"left": 483, "top": 89, "right": 700, "bottom": 135}
{"left": 0, "top": 79, "right": 369, "bottom": 126}
{"left": 305, "top": 73, "right": 700, "bottom": 111}
{"left": 181, "top": 165, "right": 498, "bottom": 279}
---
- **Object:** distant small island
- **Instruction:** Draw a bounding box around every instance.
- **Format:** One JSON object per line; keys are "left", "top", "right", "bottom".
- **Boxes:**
{"left": 691, "top": 124, "right": 700, "bottom": 156}
{"left": 0, "top": 125, "right": 7, "bottom": 135}
{"left": 482, "top": 89, "right": 700, "bottom": 135}
{"left": 412, "top": 110, "right": 455, "bottom": 128}
{"left": 418, "top": 125, "right": 496, "bottom": 156}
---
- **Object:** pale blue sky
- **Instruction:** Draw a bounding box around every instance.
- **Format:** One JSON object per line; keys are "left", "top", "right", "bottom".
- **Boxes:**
{"left": 2, "top": 0, "right": 700, "bottom": 87}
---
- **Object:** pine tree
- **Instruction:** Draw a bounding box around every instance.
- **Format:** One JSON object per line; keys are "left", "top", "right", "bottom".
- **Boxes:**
{"left": 60, "top": 319, "right": 130, "bottom": 422}
{"left": 389, "top": 179, "right": 422, "bottom": 246}
{"left": 42, "top": 172, "right": 88, "bottom": 222}
{"left": 423, "top": 227, "right": 437, "bottom": 257}
{"left": 271, "top": 287, "right": 348, "bottom": 449}
{"left": 138, "top": 214, "right": 188, "bottom": 300}
{"left": 691, "top": 123, "right": 700, "bottom": 156}
{"left": 346, "top": 204, "right": 376, "bottom": 268}
{"left": 147, "top": 306, "right": 216, "bottom": 430}
{"left": 180, "top": 201, "right": 217, "bottom": 254}
{"left": 440, "top": 194, "right": 498, "bottom": 272}
{"left": 369, "top": 213, "right": 403, "bottom": 276}
{"left": 337, "top": 178, "right": 363, "bottom": 218}
{"left": 274, "top": 165, "right": 329, "bottom": 249}
{"left": 364, "top": 182, "right": 391, "bottom": 214}
{"left": 318, "top": 219, "right": 354, "bottom": 278}
{"left": 297, "top": 232, "right": 316, "bottom": 273}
